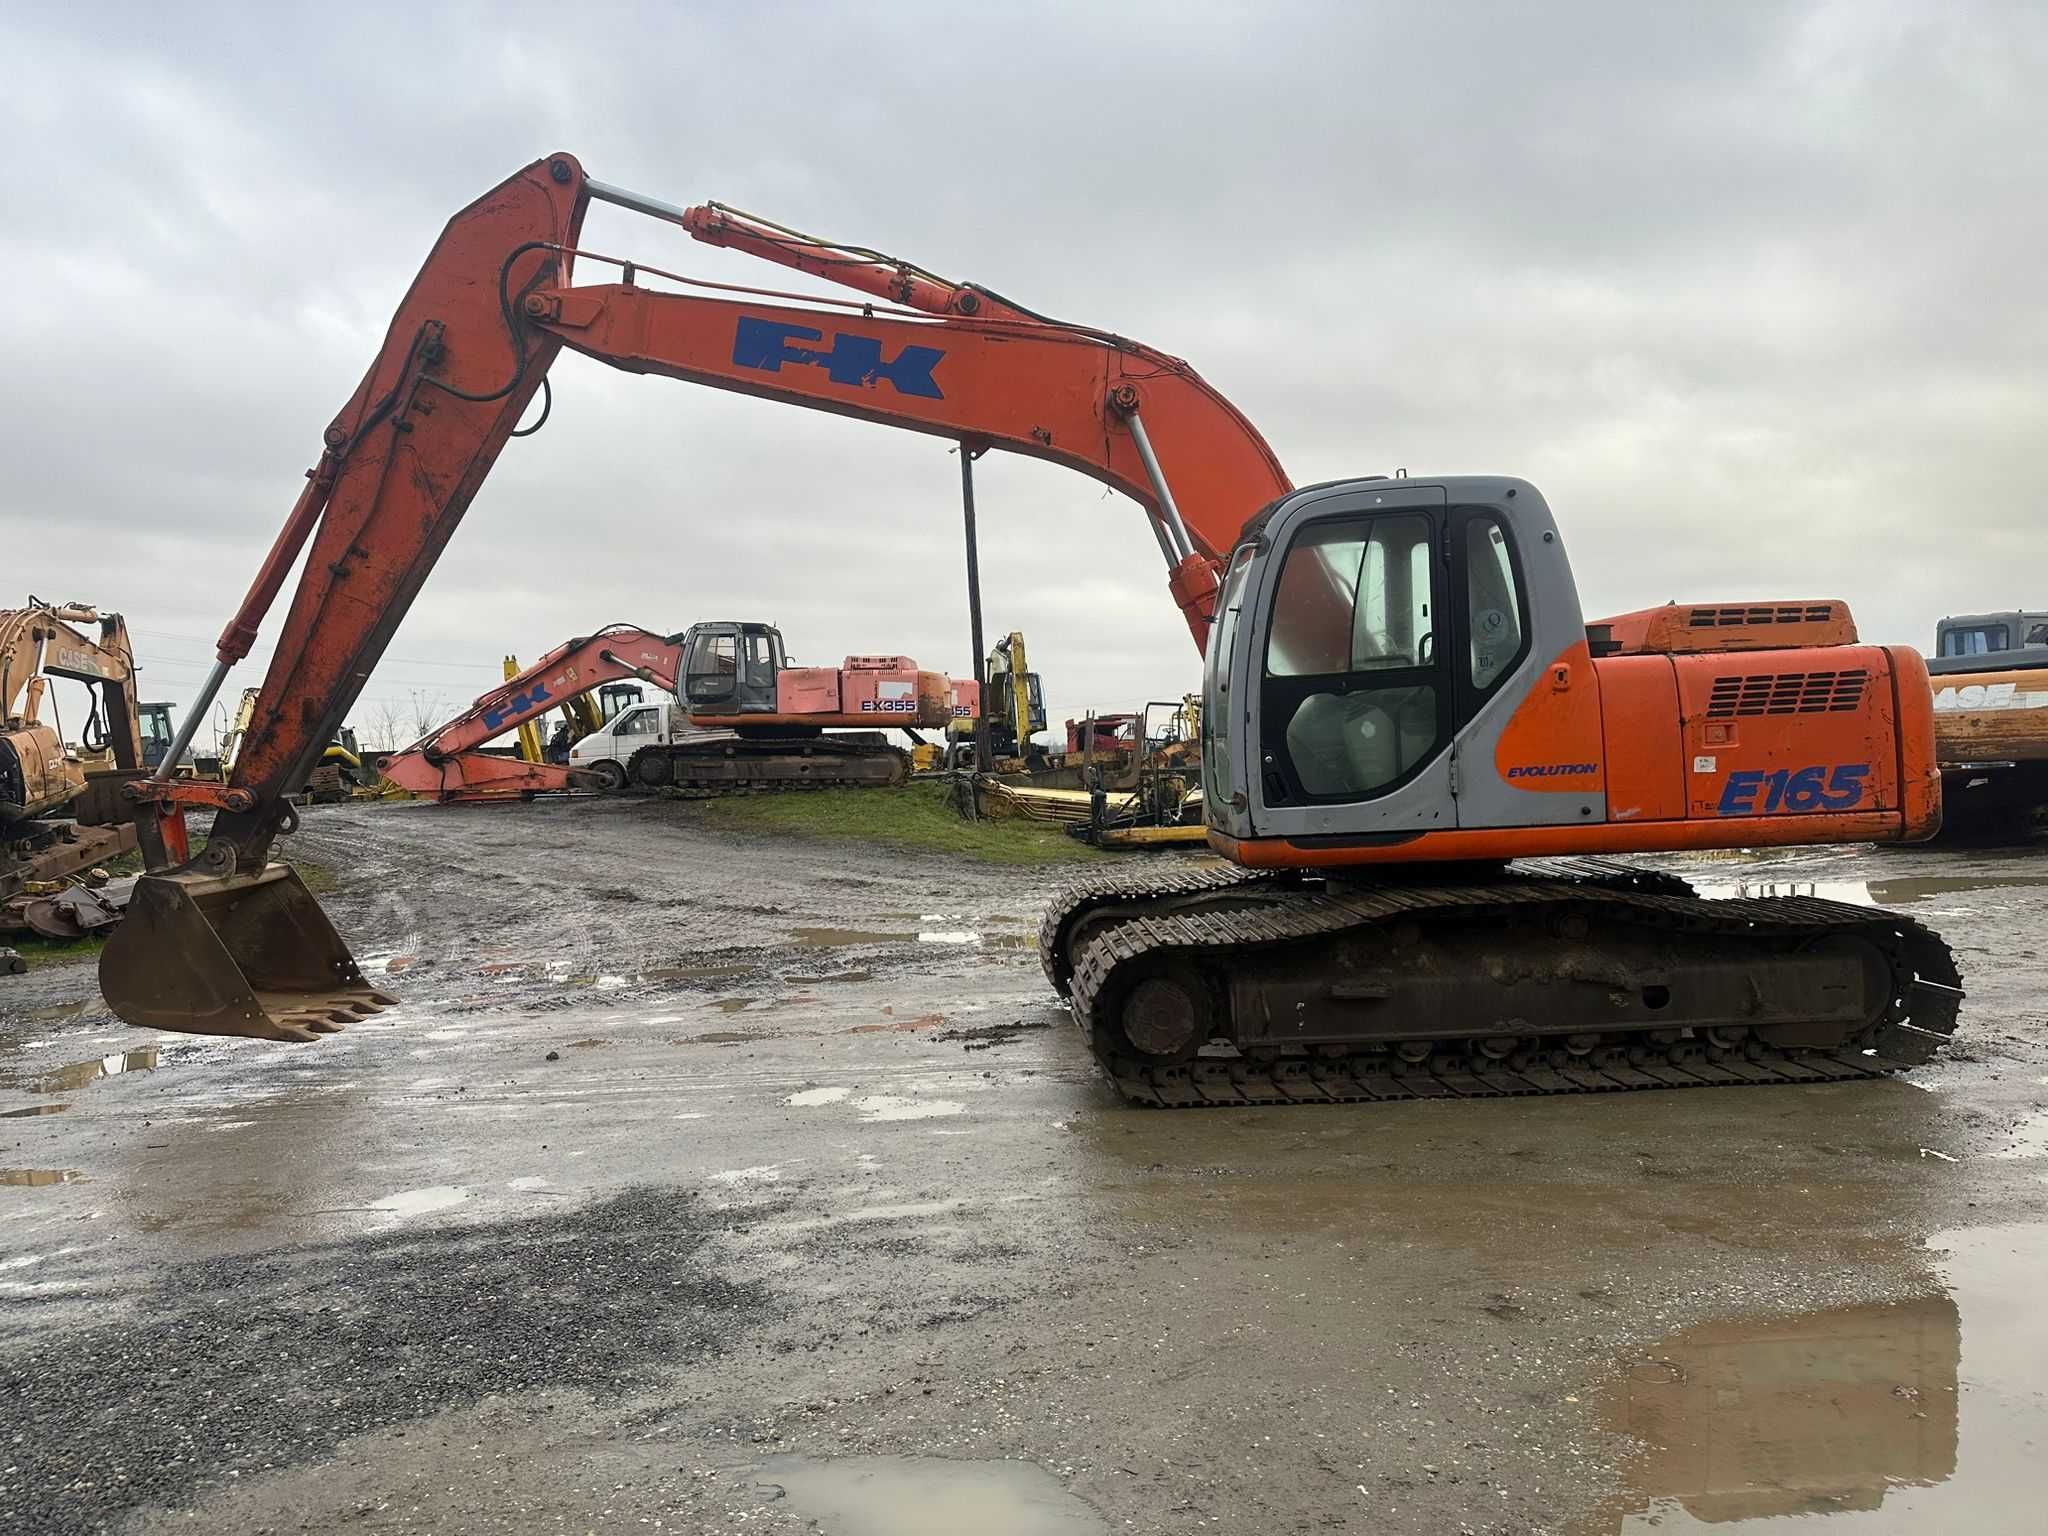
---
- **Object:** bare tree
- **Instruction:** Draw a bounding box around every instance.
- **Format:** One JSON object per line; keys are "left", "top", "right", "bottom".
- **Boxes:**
{"left": 363, "top": 697, "right": 412, "bottom": 752}
{"left": 406, "top": 689, "right": 448, "bottom": 742}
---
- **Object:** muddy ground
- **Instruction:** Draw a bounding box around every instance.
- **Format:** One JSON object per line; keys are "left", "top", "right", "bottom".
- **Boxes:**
{"left": 3, "top": 797, "right": 2046, "bottom": 1535}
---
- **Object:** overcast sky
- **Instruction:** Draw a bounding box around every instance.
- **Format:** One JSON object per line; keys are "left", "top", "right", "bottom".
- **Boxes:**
{"left": 5, "top": 1, "right": 2043, "bottom": 752}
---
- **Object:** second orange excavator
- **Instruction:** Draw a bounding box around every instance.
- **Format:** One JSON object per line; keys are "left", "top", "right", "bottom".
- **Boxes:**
{"left": 98, "top": 153, "right": 1961, "bottom": 1102}
{"left": 379, "top": 621, "right": 949, "bottom": 801}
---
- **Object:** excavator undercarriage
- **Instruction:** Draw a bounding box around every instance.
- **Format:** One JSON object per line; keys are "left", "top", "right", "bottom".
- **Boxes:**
{"left": 1040, "top": 862, "right": 1962, "bottom": 1107}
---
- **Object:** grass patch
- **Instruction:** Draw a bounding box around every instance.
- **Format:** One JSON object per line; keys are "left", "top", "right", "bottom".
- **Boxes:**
{"left": 690, "top": 783, "right": 1103, "bottom": 867}
{"left": 8, "top": 934, "right": 109, "bottom": 970}
{"left": 290, "top": 856, "right": 339, "bottom": 894}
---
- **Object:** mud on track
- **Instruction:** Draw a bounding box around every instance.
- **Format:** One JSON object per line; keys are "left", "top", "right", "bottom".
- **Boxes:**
{"left": 3, "top": 800, "right": 2047, "bottom": 1534}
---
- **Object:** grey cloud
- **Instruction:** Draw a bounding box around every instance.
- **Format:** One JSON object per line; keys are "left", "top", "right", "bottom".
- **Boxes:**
{"left": 4, "top": 0, "right": 2043, "bottom": 745}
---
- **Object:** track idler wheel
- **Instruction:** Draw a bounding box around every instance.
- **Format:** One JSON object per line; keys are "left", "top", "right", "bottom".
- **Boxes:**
{"left": 629, "top": 747, "right": 673, "bottom": 788}
{"left": 1113, "top": 965, "right": 1214, "bottom": 1065}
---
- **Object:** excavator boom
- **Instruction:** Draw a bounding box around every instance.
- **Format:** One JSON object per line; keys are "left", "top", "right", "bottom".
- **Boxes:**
{"left": 380, "top": 625, "right": 686, "bottom": 802}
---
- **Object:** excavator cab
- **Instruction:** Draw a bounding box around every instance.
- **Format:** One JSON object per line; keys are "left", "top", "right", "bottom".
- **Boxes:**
{"left": 680, "top": 621, "right": 786, "bottom": 714}
{"left": 138, "top": 703, "right": 183, "bottom": 773}
{"left": 1203, "top": 477, "right": 1562, "bottom": 846}
{"left": 596, "top": 682, "right": 645, "bottom": 722}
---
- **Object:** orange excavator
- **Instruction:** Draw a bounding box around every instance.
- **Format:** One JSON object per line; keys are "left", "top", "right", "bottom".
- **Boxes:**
{"left": 100, "top": 153, "right": 1961, "bottom": 1102}
{"left": 379, "top": 620, "right": 949, "bottom": 801}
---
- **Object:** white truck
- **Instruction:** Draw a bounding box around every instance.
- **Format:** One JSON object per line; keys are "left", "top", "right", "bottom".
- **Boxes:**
{"left": 565, "top": 702, "right": 724, "bottom": 792}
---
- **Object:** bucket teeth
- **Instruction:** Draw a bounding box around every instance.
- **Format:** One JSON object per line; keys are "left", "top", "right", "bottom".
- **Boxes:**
{"left": 99, "top": 862, "right": 395, "bottom": 1041}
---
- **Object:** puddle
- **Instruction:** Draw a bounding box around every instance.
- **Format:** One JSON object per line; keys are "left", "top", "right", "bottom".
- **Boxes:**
{"left": 791, "top": 927, "right": 915, "bottom": 947}
{"left": 1990, "top": 1107, "right": 2048, "bottom": 1161}
{"left": 1692, "top": 879, "right": 1876, "bottom": 905}
{"left": 28, "top": 1001, "right": 88, "bottom": 1023}
{"left": 749, "top": 1454, "right": 1107, "bottom": 1536}
{"left": 714, "top": 997, "right": 758, "bottom": 1015}
{"left": 786, "top": 1086, "right": 852, "bottom": 1107}
{"left": 645, "top": 963, "right": 758, "bottom": 980}
{"left": 1588, "top": 1223, "right": 2048, "bottom": 1532}
{"left": 15, "top": 1047, "right": 159, "bottom": 1095}
{"left": 707, "top": 1164, "right": 786, "bottom": 1185}
{"left": 1868, "top": 872, "right": 2048, "bottom": 905}
{"left": 0, "top": 1104, "right": 70, "bottom": 1118}
{"left": 1691, "top": 871, "right": 2048, "bottom": 909}
{"left": 854, "top": 1095, "right": 965, "bottom": 1123}
{"left": 368, "top": 1185, "right": 471, "bottom": 1217}
{"left": 916, "top": 930, "right": 981, "bottom": 945}
{"left": 0, "top": 1169, "right": 88, "bottom": 1187}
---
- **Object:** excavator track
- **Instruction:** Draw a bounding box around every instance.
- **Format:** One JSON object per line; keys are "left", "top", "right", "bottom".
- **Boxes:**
{"left": 1039, "top": 862, "right": 1963, "bottom": 1108}
{"left": 627, "top": 737, "right": 911, "bottom": 792}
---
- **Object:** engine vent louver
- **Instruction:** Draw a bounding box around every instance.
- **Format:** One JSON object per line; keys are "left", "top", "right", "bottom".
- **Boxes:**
{"left": 1687, "top": 604, "right": 1839, "bottom": 628}
{"left": 1706, "top": 670, "right": 1868, "bottom": 719}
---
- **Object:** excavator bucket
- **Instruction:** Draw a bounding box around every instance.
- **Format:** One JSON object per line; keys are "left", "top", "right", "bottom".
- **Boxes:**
{"left": 98, "top": 863, "right": 396, "bottom": 1042}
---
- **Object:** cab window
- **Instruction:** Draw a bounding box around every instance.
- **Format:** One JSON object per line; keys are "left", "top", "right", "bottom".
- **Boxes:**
{"left": 1461, "top": 515, "right": 1527, "bottom": 700}
{"left": 1941, "top": 625, "right": 2008, "bottom": 657}
{"left": 686, "top": 634, "right": 738, "bottom": 703}
{"left": 616, "top": 708, "right": 659, "bottom": 737}
{"left": 1261, "top": 513, "right": 1445, "bottom": 803}
{"left": 744, "top": 631, "right": 777, "bottom": 689}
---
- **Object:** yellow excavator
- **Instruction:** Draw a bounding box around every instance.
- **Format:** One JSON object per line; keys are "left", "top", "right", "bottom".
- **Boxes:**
{"left": 945, "top": 630, "right": 1048, "bottom": 770}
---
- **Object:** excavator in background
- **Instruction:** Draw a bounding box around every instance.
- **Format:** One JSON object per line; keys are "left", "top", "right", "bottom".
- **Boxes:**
{"left": 380, "top": 620, "right": 948, "bottom": 802}
{"left": 100, "top": 153, "right": 1960, "bottom": 1107}
{"left": 2, "top": 600, "right": 147, "bottom": 935}
{"left": 219, "top": 686, "right": 371, "bottom": 801}
{"left": 947, "top": 631, "right": 1048, "bottom": 769}
{"left": 1926, "top": 609, "right": 2048, "bottom": 841}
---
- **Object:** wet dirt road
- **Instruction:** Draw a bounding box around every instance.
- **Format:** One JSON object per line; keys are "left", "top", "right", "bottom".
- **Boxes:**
{"left": 3, "top": 798, "right": 2047, "bottom": 1534}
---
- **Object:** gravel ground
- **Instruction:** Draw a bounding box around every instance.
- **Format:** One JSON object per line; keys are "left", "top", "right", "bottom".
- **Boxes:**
{"left": 3, "top": 797, "right": 2045, "bottom": 1534}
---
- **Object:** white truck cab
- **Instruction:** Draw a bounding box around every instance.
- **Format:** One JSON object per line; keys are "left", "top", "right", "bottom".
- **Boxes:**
{"left": 566, "top": 703, "right": 727, "bottom": 791}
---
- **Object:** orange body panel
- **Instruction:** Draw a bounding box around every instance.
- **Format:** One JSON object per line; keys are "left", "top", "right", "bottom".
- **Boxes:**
{"left": 764, "top": 662, "right": 950, "bottom": 727}
{"left": 1226, "top": 641, "right": 1941, "bottom": 868}
{"left": 1594, "top": 655, "right": 1686, "bottom": 822}
{"left": 1591, "top": 600, "right": 1857, "bottom": 655}
{"left": 1670, "top": 646, "right": 1899, "bottom": 819}
{"left": 1890, "top": 648, "right": 1942, "bottom": 838}
{"left": 776, "top": 668, "right": 843, "bottom": 714}
{"left": 1490, "top": 641, "right": 1605, "bottom": 799}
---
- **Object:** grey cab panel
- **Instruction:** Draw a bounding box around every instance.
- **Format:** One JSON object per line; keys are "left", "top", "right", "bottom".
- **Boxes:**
{"left": 1203, "top": 477, "right": 1600, "bottom": 845}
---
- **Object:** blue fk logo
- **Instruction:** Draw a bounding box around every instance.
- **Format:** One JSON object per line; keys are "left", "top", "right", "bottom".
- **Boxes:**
{"left": 483, "top": 682, "right": 552, "bottom": 732}
{"left": 732, "top": 316, "right": 945, "bottom": 399}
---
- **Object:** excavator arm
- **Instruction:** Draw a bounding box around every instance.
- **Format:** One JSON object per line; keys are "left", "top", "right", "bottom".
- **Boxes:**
{"left": 102, "top": 151, "right": 1292, "bottom": 1040}
{"left": 380, "top": 625, "right": 685, "bottom": 801}
{"left": 134, "top": 151, "right": 1290, "bottom": 879}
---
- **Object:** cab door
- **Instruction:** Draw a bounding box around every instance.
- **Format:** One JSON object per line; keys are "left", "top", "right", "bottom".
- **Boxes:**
{"left": 682, "top": 625, "right": 741, "bottom": 711}
{"left": 1247, "top": 484, "right": 1457, "bottom": 840}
